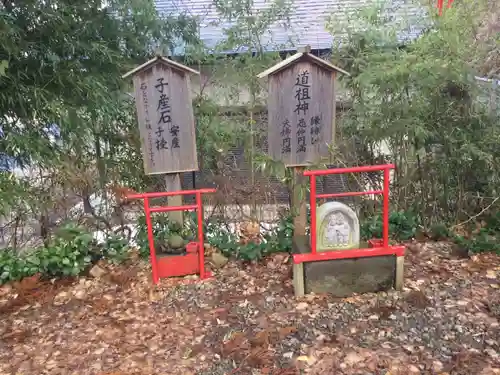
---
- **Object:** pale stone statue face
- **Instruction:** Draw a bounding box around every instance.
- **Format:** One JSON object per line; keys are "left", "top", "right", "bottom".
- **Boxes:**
{"left": 333, "top": 212, "right": 344, "bottom": 225}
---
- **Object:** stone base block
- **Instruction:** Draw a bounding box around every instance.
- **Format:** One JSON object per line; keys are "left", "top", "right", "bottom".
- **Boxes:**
{"left": 293, "top": 236, "right": 400, "bottom": 297}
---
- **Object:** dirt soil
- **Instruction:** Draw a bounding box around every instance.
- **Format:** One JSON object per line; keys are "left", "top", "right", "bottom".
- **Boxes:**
{"left": 0, "top": 241, "right": 499, "bottom": 375}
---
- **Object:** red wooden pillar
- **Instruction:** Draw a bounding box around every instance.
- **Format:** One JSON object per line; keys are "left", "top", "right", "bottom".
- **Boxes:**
{"left": 127, "top": 188, "right": 216, "bottom": 284}
{"left": 438, "top": 0, "right": 454, "bottom": 16}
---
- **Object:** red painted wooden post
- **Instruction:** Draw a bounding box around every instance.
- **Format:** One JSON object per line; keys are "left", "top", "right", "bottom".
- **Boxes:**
{"left": 383, "top": 166, "right": 390, "bottom": 248}
{"left": 196, "top": 191, "right": 206, "bottom": 279}
{"left": 299, "top": 164, "right": 401, "bottom": 264}
{"left": 316, "top": 190, "right": 384, "bottom": 199}
{"left": 304, "top": 164, "right": 395, "bottom": 176}
{"left": 293, "top": 246, "right": 405, "bottom": 263}
{"left": 127, "top": 188, "right": 217, "bottom": 200}
{"left": 310, "top": 175, "right": 317, "bottom": 254}
{"left": 127, "top": 188, "right": 216, "bottom": 284}
{"left": 143, "top": 197, "right": 159, "bottom": 284}
{"left": 438, "top": 0, "right": 454, "bottom": 15}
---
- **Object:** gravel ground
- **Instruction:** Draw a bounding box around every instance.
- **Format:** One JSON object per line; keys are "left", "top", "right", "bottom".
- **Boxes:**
{"left": 0, "top": 241, "right": 499, "bottom": 375}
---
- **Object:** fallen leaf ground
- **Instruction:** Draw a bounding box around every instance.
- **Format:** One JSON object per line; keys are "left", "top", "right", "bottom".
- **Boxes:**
{"left": 0, "top": 242, "right": 499, "bottom": 375}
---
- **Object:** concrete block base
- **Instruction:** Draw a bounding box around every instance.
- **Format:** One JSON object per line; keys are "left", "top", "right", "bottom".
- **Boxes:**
{"left": 292, "top": 235, "right": 402, "bottom": 297}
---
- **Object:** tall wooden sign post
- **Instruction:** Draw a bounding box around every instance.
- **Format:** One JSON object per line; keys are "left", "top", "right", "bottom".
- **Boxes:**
{"left": 257, "top": 46, "right": 349, "bottom": 241}
{"left": 123, "top": 56, "right": 199, "bottom": 226}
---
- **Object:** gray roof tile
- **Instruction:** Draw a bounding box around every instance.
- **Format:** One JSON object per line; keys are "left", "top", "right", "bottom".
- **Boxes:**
{"left": 156, "top": 0, "right": 428, "bottom": 54}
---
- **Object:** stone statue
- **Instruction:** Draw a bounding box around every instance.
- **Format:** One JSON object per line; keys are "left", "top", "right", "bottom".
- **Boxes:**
{"left": 324, "top": 212, "right": 350, "bottom": 246}
{"left": 316, "top": 201, "right": 360, "bottom": 251}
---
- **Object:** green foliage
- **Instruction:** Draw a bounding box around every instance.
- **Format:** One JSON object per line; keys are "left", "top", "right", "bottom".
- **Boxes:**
{"left": 134, "top": 211, "right": 294, "bottom": 262}
{"left": 205, "top": 222, "right": 240, "bottom": 256}
{"left": 484, "top": 211, "right": 500, "bottom": 233}
{"left": 265, "top": 212, "right": 294, "bottom": 253}
{"left": 0, "top": 223, "right": 130, "bottom": 284}
{"left": 0, "top": 250, "right": 29, "bottom": 284}
{"left": 134, "top": 213, "right": 197, "bottom": 257}
{"left": 102, "top": 234, "right": 130, "bottom": 264}
{"left": 453, "top": 231, "right": 500, "bottom": 254}
{"left": 208, "top": 228, "right": 264, "bottom": 261}
{"left": 360, "top": 210, "right": 420, "bottom": 241}
{"left": 135, "top": 214, "right": 170, "bottom": 258}
{"left": 206, "top": 213, "right": 295, "bottom": 261}
{"left": 327, "top": 1, "right": 500, "bottom": 231}
{"left": 451, "top": 211, "right": 500, "bottom": 254}
{"left": 0, "top": 0, "right": 198, "bottom": 165}
{"left": 0, "top": 0, "right": 200, "bottom": 248}
{"left": 194, "top": 97, "right": 250, "bottom": 173}
{"left": 428, "top": 223, "right": 451, "bottom": 241}
{"left": 37, "top": 225, "right": 95, "bottom": 276}
{"left": 0, "top": 60, "right": 8, "bottom": 77}
{"left": 360, "top": 208, "right": 500, "bottom": 254}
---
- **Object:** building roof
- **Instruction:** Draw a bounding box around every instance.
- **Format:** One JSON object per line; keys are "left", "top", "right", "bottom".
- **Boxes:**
{"left": 156, "top": 0, "right": 428, "bottom": 55}
{"left": 257, "top": 46, "right": 350, "bottom": 78}
{"left": 122, "top": 55, "right": 199, "bottom": 79}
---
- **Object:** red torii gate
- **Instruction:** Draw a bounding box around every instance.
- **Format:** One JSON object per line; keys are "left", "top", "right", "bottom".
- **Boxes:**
{"left": 126, "top": 188, "right": 216, "bottom": 284}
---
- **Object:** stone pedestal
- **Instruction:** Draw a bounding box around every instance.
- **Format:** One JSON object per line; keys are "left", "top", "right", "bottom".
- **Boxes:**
{"left": 293, "top": 236, "right": 398, "bottom": 297}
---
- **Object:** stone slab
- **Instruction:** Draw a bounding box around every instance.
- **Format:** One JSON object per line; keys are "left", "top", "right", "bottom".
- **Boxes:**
{"left": 293, "top": 235, "right": 396, "bottom": 297}
{"left": 303, "top": 256, "right": 395, "bottom": 296}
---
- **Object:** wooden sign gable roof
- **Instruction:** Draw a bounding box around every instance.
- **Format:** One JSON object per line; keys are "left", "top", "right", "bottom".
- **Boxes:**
{"left": 257, "top": 46, "right": 350, "bottom": 79}
{"left": 122, "top": 55, "right": 199, "bottom": 79}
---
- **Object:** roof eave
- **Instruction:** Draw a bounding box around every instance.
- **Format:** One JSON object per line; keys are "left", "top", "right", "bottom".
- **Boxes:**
{"left": 122, "top": 56, "right": 200, "bottom": 79}
{"left": 256, "top": 52, "right": 350, "bottom": 79}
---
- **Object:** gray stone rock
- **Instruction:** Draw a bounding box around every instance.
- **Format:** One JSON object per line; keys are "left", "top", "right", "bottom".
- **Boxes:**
{"left": 211, "top": 252, "right": 229, "bottom": 268}
{"left": 89, "top": 264, "right": 107, "bottom": 278}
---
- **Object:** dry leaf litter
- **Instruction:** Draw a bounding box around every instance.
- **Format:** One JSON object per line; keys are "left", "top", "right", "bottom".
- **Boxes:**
{"left": 0, "top": 242, "right": 499, "bottom": 375}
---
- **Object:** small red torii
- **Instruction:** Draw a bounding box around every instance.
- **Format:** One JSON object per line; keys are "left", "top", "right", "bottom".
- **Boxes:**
{"left": 438, "top": 0, "right": 454, "bottom": 16}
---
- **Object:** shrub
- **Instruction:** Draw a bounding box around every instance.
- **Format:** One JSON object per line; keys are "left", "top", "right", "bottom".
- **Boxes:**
{"left": 453, "top": 231, "right": 500, "bottom": 254}
{"left": 0, "top": 250, "right": 29, "bottom": 284}
{"left": 37, "top": 224, "right": 96, "bottom": 277}
{"left": 428, "top": 223, "right": 451, "bottom": 241}
{"left": 450, "top": 212, "right": 500, "bottom": 254}
{"left": 134, "top": 212, "right": 197, "bottom": 258}
{"left": 265, "top": 212, "right": 294, "bottom": 253}
{"left": 360, "top": 210, "right": 420, "bottom": 242}
{"left": 101, "top": 234, "right": 130, "bottom": 264}
{"left": 135, "top": 213, "right": 170, "bottom": 258}
{"left": 0, "top": 223, "right": 130, "bottom": 284}
{"left": 206, "top": 213, "right": 295, "bottom": 262}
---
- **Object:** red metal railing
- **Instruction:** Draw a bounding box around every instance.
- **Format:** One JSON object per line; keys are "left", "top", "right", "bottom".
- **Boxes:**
{"left": 127, "top": 188, "right": 216, "bottom": 284}
{"left": 438, "top": 0, "right": 454, "bottom": 15}
{"left": 293, "top": 164, "right": 404, "bottom": 264}
{"left": 304, "top": 164, "right": 393, "bottom": 254}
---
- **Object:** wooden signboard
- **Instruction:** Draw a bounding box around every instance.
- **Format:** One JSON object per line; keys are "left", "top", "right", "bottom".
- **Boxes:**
{"left": 258, "top": 46, "right": 349, "bottom": 241}
{"left": 258, "top": 47, "right": 349, "bottom": 167}
{"left": 123, "top": 56, "right": 199, "bottom": 175}
{"left": 123, "top": 56, "right": 200, "bottom": 225}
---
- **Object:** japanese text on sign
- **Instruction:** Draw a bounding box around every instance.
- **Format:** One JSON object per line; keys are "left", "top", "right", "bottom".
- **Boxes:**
{"left": 280, "top": 119, "right": 291, "bottom": 154}
{"left": 128, "top": 57, "right": 199, "bottom": 175}
{"left": 140, "top": 81, "right": 155, "bottom": 166}
{"left": 278, "top": 69, "right": 324, "bottom": 156}
{"left": 155, "top": 77, "right": 180, "bottom": 151}
{"left": 310, "top": 115, "right": 321, "bottom": 145}
{"left": 265, "top": 58, "right": 337, "bottom": 167}
{"left": 294, "top": 70, "right": 311, "bottom": 154}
